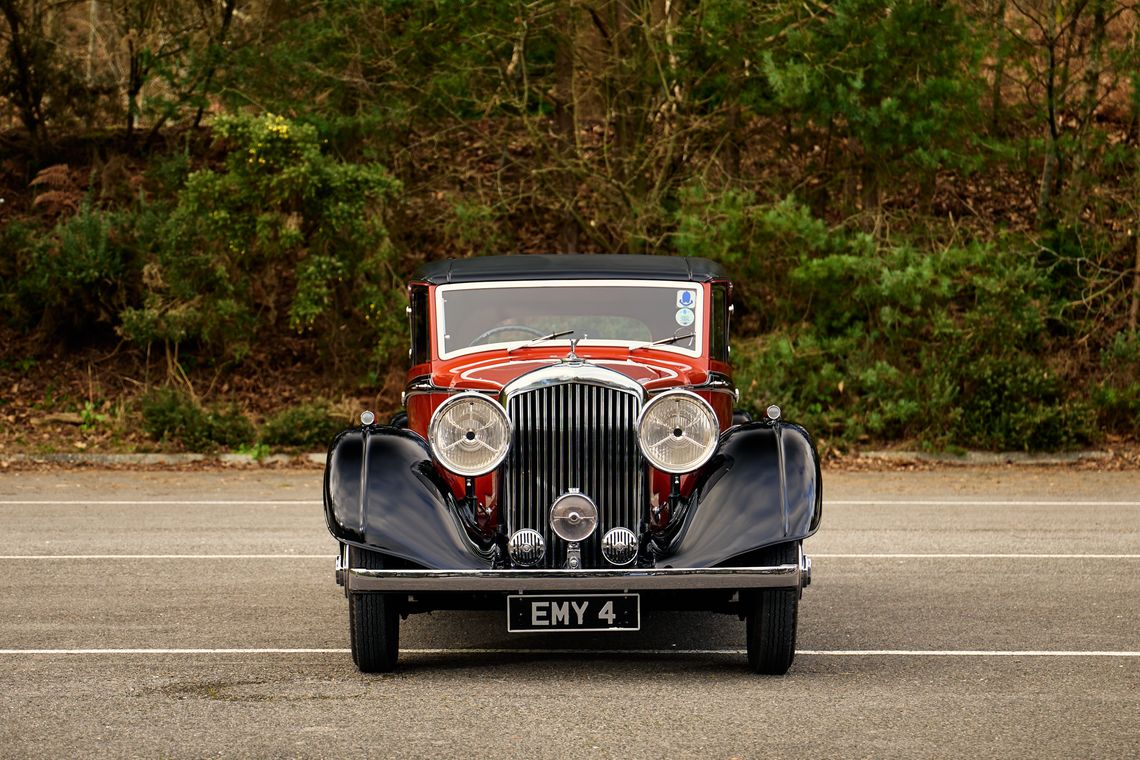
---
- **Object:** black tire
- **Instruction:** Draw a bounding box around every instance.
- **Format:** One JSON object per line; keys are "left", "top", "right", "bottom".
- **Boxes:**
{"left": 744, "top": 541, "right": 800, "bottom": 675}
{"left": 348, "top": 546, "right": 400, "bottom": 673}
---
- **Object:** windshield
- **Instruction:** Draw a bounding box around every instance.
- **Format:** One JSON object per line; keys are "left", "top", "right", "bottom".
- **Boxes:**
{"left": 435, "top": 280, "right": 703, "bottom": 359}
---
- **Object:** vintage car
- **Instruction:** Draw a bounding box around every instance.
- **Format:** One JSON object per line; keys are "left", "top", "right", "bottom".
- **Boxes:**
{"left": 324, "top": 254, "right": 821, "bottom": 674}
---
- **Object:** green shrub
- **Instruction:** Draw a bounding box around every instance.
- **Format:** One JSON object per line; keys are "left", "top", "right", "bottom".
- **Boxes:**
{"left": 260, "top": 402, "right": 345, "bottom": 449}
{"left": 13, "top": 203, "right": 137, "bottom": 334}
{"left": 139, "top": 388, "right": 255, "bottom": 450}
{"left": 207, "top": 403, "right": 258, "bottom": 448}
{"left": 730, "top": 216, "right": 1091, "bottom": 452}
{"left": 0, "top": 220, "right": 36, "bottom": 323}
{"left": 1092, "top": 334, "right": 1140, "bottom": 437}
{"left": 119, "top": 112, "right": 402, "bottom": 363}
{"left": 674, "top": 191, "right": 845, "bottom": 331}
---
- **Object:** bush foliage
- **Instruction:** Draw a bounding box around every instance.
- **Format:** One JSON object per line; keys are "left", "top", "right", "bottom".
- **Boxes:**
{"left": 723, "top": 208, "right": 1093, "bottom": 450}
{"left": 118, "top": 113, "right": 402, "bottom": 361}
{"left": 260, "top": 402, "right": 345, "bottom": 449}
{"left": 2, "top": 0, "right": 1139, "bottom": 452}
{"left": 139, "top": 389, "right": 255, "bottom": 451}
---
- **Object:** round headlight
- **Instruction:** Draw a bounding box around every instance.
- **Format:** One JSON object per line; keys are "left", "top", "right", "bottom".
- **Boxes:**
{"left": 428, "top": 392, "right": 511, "bottom": 476}
{"left": 637, "top": 390, "right": 719, "bottom": 473}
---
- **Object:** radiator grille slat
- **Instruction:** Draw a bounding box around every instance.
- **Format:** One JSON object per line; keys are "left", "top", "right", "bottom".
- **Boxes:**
{"left": 503, "top": 383, "right": 642, "bottom": 567}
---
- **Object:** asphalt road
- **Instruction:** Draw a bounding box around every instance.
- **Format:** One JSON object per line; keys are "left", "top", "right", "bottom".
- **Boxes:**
{"left": 0, "top": 468, "right": 1137, "bottom": 759}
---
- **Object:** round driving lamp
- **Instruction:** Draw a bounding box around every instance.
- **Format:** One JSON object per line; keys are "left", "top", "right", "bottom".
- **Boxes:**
{"left": 637, "top": 390, "right": 719, "bottom": 474}
{"left": 550, "top": 491, "right": 599, "bottom": 543}
{"left": 427, "top": 392, "right": 511, "bottom": 477}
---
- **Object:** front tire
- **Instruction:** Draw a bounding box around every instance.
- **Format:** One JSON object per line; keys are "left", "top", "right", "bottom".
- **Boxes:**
{"left": 744, "top": 541, "right": 800, "bottom": 675}
{"left": 348, "top": 546, "right": 400, "bottom": 673}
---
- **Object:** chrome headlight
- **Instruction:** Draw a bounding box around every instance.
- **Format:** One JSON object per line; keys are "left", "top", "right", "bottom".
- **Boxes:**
{"left": 637, "top": 390, "right": 719, "bottom": 473}
{"left": 427, "top": 392, "right": 511, "bottom": 476}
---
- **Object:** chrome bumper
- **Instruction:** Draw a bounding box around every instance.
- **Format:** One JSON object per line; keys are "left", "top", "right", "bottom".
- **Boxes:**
{"left": 337, "top": 548, "right": 812, "bottom": 594}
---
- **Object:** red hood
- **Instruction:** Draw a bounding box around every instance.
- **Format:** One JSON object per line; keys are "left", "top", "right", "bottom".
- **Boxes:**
{"left": 432, "top": 352, "right": 709, "bottom": 393}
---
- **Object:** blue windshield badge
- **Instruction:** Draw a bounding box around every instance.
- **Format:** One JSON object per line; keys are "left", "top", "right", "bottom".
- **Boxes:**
{"left": 677, "top": 290, "right": 696, "bottom": 309}
{"left": 675, "top": 307, "right": 695, "bottom": 327}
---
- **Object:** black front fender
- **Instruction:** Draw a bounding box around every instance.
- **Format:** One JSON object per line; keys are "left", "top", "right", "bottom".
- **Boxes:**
{"left": 661, "top": 421, "right": 822, "bottom": 568}
{"left": 323, "top": 426, "right": 488, "bottom": 569}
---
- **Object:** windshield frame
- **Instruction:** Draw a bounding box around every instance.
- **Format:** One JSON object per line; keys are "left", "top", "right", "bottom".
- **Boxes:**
{"left": 434, "top": 279, "right": 705, "bottom": 360}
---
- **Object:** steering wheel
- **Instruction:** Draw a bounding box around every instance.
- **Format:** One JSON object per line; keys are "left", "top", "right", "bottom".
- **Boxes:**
{"left": 469, "top": 324, "right": 547, "bottom": 346}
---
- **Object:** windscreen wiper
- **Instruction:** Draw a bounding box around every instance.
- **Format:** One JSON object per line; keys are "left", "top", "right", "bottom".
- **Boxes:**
{"left": 507, "top": 329, "right": 575, "bottom": 354}
{"left": 629, "top": 333, "right": 694, "bottom": 353}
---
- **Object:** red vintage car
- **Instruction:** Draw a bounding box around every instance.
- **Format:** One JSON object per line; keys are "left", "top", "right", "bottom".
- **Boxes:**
{"left": 324, "top": 254, "right": 821, "bottom": 673}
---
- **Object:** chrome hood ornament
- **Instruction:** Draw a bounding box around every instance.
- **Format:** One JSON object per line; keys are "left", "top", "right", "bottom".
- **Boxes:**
{"left": 566, "top": 337, "right": 582, "bottom": 362}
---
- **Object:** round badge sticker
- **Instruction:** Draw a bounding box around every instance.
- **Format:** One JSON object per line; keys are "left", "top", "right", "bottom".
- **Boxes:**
{"left": 675, "top": 307, "right": 695, "bottom": 327}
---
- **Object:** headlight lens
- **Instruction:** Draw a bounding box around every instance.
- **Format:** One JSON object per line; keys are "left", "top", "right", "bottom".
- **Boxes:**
{"left": 428, "top": 392, "right": 511, "bottom": 476}
{"left": 637, "top": 390, "right": 719, "bottom": 473}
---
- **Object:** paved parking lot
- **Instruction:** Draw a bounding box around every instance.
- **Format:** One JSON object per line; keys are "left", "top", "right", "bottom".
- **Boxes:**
{"left": 0, "top": 468, "right": 1137, "bottom": 758}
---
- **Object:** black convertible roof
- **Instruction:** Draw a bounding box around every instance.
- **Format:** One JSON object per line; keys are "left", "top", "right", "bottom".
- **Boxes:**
{"left": 415, "top": 254, "right": 726, "bottom": 285}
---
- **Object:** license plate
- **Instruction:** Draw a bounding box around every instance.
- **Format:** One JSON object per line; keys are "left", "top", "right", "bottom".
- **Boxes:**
{"left": 507, "top": 594, "right": 640, "bottom": 632}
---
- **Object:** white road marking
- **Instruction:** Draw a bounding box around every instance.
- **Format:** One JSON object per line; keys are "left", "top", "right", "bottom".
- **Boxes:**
{"left": 0, "top": 500, "right": 318, "bottom": 505}
{"left": 814, "top": 553, "right": 1140, "bottom": 559}
{"left": 795, "top": 650, "right": 1140, "bottom": 657}
{"left": 829, "top": 500, "right": 1140, "bottom": 506}
{"left": 0, "top": 648, "right": 347, "bottom": 654}
{"left": 0, "top": 647, "right": 1136, "bottom": 657}
{"left": 0, "top": 553, "right": 1136, "bottom": 560}
{"left": 418, "top": 648, "right": 1140, "bottom": 657}
{"left": 0, "top": 554, "right": 331, "bottom": 560}
{"left": 0, "top": 498, "right": 1137, "bottom": 507}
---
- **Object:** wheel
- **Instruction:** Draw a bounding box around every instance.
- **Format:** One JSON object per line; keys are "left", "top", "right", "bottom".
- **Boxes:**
{"left": 744, "top": 541, "right": 800, "bottom": 675}
{"left": 348, "top": 546, "right": 400, "bottom": 673}
{"left": 469, "top": 324, "right": 546, "bottom": 346}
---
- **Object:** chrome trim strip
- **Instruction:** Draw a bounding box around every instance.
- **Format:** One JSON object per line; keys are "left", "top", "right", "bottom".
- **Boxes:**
{"left": 659, "top": 371, "right": 736, "bottom": 397}
{"left": 435, "top": 279, "right": 705, "bottom": 361}
{"left": 346, "top": 563, "right": 803, "bottom": 592}
{"left": 500, "top": 363, "right": 646, "bottom": 402}
{"left": 695, "top": 371, "right": 735, "bottom": 392}
{"left": 403, "top": 375, "right": 451, "bottom": 401}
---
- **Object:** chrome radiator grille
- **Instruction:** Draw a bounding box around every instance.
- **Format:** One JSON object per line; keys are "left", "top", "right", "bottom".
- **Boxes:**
{"left": 502, "top": 383, "right": 643, "bottom": 567}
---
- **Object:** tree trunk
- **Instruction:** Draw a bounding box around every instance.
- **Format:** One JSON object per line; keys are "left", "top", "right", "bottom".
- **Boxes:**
{"left": 1036, "top": 12, "right": 1061, "bottom": 229}
{"left": 554, "top": 3, "right": 579, "bottom": 253}
{"left": 126, "top": 37, "right": 141, "bottom": 138}
{"left": 86, "top": 0, "right": 97, "bottom": 86}
{"left": 1130, "top": 232, "right": 1140, "bottom": 335}
{"left": 860, "top": 161, "right": 880, "bottom": 212}
{"left": 990, "top": 0, "right": 1007, "bottom": 133}
{"left": 192, "top": 0, "right": 238, "bottom": 129}
{"left": 1068, "top": 0, "right": 1107, "bottom": 214}
{"left": 0, "top": 0, "right": 46, "bottom": 149}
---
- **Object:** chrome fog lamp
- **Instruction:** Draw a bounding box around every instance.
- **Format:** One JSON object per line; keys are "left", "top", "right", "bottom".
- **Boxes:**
{"left": 602, "top": 527, "right": 638, "bottom": 566}
{"left": 427, "top": 392, "right": 511, "bottom": 476}
{"left": 550, "top": 491, "right": 598, "bottom": 543}
{"left": 508, "top": 529, "right": 545, "bottom": 566}
{"left": 637, "top": 390, "right": 719, "bottom": 474}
